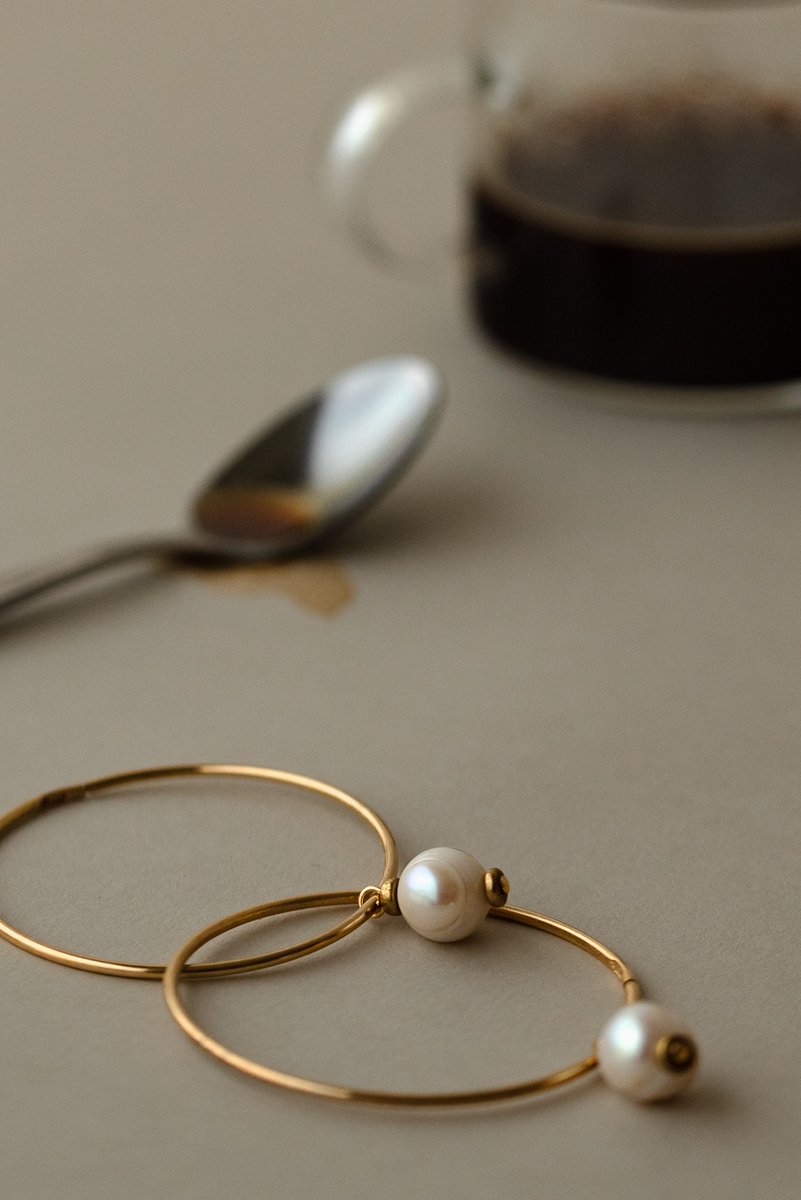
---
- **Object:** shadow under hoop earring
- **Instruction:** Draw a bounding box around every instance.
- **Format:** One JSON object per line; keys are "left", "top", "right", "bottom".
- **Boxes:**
{"left": 0, "top": 763, "right": 398, "bottom": 980}
{"left": 164, "top": 847, "right": 700, "bottom": 1107}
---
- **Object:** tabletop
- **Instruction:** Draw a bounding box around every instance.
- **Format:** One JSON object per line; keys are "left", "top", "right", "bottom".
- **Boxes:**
{"left": 1, "top": 5, "right": 799, "bottom": 1199}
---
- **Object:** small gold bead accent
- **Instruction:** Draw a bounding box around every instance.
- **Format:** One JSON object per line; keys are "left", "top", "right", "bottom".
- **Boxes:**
{"left": 484, "top": 868, "right": 510, "bottom": 908}
{"left": 656, "top": 1034, "right": 698, "bottom": 1075}
{"left": 379, "top": 877, "right": 401, "bottom": 916}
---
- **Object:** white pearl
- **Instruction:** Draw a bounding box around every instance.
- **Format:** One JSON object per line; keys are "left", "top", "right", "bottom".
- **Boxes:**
{"left": 597, "top": 1001, "right": 699, "bottom": 1102}
{"left": 397, "top": 848, "right": 489, "bottom": 942}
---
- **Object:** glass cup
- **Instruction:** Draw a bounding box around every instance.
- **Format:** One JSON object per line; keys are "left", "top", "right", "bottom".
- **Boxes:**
{"left": 326, "top": 0, "right": 801, "bottom": 415}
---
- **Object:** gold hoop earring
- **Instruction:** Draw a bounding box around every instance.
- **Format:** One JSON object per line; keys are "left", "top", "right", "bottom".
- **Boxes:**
{"left": 163, "top": 847, "right": 699, "bottom": 1106}
{"left": 0, "top": 763, "right": 398, "bottom": 981}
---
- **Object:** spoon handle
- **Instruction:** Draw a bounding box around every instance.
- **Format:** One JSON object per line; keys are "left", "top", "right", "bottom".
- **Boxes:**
{"left": 0, "top": 536, "right": 195, "bottom": 621}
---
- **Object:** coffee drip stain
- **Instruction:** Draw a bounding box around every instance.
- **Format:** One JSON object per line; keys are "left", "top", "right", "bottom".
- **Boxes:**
{"left": 191, "top": 476, "right": 352, "bottom": 615}
{"left": 187, "top": 558, "right": 354, "bottom": 616}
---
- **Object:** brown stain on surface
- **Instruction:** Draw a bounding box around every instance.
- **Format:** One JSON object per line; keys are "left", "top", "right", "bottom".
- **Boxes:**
{"left": 188, "top": 558, "right": 354, "bottom": 616}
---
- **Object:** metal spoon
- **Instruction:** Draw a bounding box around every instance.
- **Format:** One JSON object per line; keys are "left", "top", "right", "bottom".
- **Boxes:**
{"left": 0, "top": 356, "right": 445, "bottom": 620}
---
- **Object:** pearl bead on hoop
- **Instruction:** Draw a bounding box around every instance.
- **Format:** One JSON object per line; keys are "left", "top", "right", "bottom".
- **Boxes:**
{"left": 396, "top": 847, "right": 509, "bottom": 942}
{"left": 597, "top": 1000, "right": 699, "bottom": 1102}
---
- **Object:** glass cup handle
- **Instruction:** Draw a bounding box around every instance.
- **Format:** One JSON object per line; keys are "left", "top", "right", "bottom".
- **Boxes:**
{"left": 323, "top": 60, "right": 470, "bottom": 269}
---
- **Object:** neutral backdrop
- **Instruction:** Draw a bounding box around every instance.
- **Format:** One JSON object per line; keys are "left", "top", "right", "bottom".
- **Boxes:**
{"left": 1, "top": 4, "right": 799, "bottom": 1199}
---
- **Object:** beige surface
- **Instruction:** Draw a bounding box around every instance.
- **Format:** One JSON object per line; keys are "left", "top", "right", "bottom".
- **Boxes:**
{"left": 1, "top": 4, "right": 800, "bottom": 1198}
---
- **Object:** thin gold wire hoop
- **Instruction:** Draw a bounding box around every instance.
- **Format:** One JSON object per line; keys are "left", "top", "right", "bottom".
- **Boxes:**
{"left": 0, "top": 764, "right": 397, "bottom": 981}
{"left": 163, "top": 894, "right": 643, "bottom": 1107}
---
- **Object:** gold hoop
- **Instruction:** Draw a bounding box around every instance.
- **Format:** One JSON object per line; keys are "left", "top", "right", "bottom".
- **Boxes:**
{"left": 163, "top": 892, "right": 643, "bottom": 1106}
{"left": 0, "top": 764, "right": 398, "bottom": 981}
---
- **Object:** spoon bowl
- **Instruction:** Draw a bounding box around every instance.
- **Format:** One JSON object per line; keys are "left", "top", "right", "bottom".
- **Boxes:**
{"left": 0, "top": 357, "right": 445, "bottom": 619}
{"left": 193, "top": 356, "right": 444, "bottom": 558}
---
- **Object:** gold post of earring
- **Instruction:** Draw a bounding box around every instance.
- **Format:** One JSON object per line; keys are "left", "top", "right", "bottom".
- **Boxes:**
{"left": 357, "top": 879, "right": 401, "bottom": 917}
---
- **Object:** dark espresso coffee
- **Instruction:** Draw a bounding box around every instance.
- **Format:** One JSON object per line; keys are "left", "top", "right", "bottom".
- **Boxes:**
{"left": 470, "top": 87, "right": 801, "bottom": 385}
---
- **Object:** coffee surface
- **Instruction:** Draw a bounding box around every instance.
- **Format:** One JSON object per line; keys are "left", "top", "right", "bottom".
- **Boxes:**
{"left": 470, "top": 83, "right": 801, "bottom": 385}
{"left": 496, "top": 84, "right": 801, "bottom": 233}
